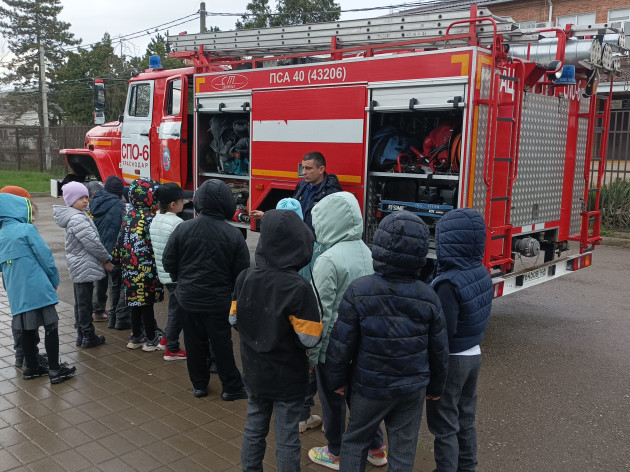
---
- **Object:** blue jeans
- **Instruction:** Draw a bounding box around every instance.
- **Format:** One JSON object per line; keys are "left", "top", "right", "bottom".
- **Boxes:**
{"left": 164, "top": 284, "right": 182, "bottom": 352}
{"left": 241, "top": 393, "right": 303, "bottom": 472}
{"left": 316, "top": 364, "right": 383, "bottom": 456}
{"left": 300, "top": 368, "right": 318, "bottom": 422}
{"left": 340, "top": 389, "right": 425, "bottom": 472}
{"left": 426, "top": 354, "right": 482, "bottom": 472}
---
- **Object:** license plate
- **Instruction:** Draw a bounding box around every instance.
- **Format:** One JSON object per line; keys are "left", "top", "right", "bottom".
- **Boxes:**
{"left": 524, "top": 267, "right": 547, "bottom": 283}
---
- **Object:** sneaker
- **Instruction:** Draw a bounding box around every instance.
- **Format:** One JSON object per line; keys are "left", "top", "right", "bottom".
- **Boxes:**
{"left": 127, "top": 334, "right": 147, "bottom": 349}
{"left": 164, "top": 349, "right": 187, "bottom": 361}
{"left": 37, "top": 353, "right": 48, "bottom": 367}
{"left": 92, "top": 312, "right": 108, "bottom": 322}
{"left": 158, "top": 337, "right": 168, "bottom": 351}
{"left": 367, "top": 445, "right": 388, "bottom": 467}
{"left": 221, "top": 390, "right": 248, "bottom": 401}
{"left": 23, "top": 364, "right": 49, "bottom": 380}
{"left": 142, "top": 334, "right": 163, "bottom": 352}
{"left": 81, "top": 334, "right": 106, "bottom": 348}
{"left": 49, "top": 362, "right": 77, "bottom": 385}
{"left": 299, "top": 414, "right": 322, "bottom": 433}
{"left": 308, "top": 446, "right": 340, "bottom": 470}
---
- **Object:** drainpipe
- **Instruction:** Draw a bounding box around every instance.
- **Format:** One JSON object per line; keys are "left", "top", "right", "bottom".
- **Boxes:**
{"left": 547, "top": 0, "right": 553, "bottom": 25}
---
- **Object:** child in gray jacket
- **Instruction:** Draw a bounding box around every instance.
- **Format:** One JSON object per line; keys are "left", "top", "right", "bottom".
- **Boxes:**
{"left": 53, "top": 182, "right": 113, "bottom": 348}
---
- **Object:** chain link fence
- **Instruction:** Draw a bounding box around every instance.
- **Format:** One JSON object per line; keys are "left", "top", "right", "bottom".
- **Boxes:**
{"left": 0, "top": 126, "right": 91, "bottom": 173}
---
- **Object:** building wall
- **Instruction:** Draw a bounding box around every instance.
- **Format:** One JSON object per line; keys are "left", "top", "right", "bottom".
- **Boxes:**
{"left": 490, "top": 0, "right": 630, "bottom": 24}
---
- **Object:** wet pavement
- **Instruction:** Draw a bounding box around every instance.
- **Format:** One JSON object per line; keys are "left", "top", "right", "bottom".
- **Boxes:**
{"left": 1, "top": 285, "right": 424, "bottom": 471}
{"left": 0, "top": 196, "right": 628, "bottom": 471}
{"left": 1, "top": 197, "right": 426, "bottom": 472}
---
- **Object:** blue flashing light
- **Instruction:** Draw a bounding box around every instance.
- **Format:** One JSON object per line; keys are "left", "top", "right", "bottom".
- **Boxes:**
{"left": 555, "top": 65, "right": 576, "bottom": 85}
{"left": 149, "top": 55, "right": 163, "bottom": 69}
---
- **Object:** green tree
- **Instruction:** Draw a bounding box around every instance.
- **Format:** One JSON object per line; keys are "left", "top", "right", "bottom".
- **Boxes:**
{"left": 237, "top": 0, "right": 340, "bottom": 29}
{"left": 237, "top": 0, "right": 273, "bottom": 29}
{"left": 0, "top": 0, "right": 80, "bottom": 126}
{"left": 139, "top": 33, "right": 186, "bottom": 70}
{"left": 53, "top": 33, "right": 133, "bottom": 125}
{"left": 272, "top": 0, "right": 341, "bottom": 26}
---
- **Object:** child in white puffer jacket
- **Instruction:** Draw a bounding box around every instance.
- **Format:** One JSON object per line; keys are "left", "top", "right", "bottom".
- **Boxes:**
{"left": 53, "top": 181, "right": 113, "bottom": 349}
{"left": 149, "top": 183, "right": 190, "bottom": 361}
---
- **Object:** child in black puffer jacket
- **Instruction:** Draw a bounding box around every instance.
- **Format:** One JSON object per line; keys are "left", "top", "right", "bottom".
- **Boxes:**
{"left": 325, "top": 210, "right": 449, "bottom": 472}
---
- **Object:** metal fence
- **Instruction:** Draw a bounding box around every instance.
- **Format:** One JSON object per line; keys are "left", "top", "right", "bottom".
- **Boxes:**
{"left": 1, "top": 119, "right": 628, "bottom": 182}
{"left": 0, "top": 126, "right": 91, "bottom": 173}
{"left": 603, "top": 110, "right": 630, "bottom": 184}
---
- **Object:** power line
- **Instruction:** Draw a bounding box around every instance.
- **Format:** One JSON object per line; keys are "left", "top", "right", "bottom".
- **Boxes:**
{"left": 61, "top": 12, "right": 199, "bottom": 52}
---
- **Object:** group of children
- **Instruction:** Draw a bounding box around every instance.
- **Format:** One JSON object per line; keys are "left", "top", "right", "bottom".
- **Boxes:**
{"left": 233, "top": 190, "right": 493, "bottom": 472}
{"left": 1, "top": 171, "right": 493, "bottom": 471}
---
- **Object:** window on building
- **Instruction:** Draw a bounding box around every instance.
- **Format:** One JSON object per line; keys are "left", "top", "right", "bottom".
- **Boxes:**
{"left": 128, "top": 84, "right": 151, "bottom": 117}
{"left": 609, "top": 8, "right": 630, "bottom": 22}
{"left": 557, "top": 12, "right": 596, "bottom": 27}
{"left": 166, "top": 79, "right": 182, "bottom": 116}
{"left": 517, "top": 20, "right": 536, "bottom": 29}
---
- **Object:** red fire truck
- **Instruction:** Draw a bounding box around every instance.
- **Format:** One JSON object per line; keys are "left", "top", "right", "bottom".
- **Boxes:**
{"left": 53, "top": 5, "right": 627, "bottom": 297}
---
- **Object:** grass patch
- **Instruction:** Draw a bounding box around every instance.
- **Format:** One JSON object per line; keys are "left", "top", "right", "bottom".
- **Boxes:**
{"left": 0, "top": 170, "right": 60, "bottom": 194}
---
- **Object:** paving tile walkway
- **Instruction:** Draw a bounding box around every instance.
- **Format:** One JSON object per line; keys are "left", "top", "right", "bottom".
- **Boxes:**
{"left": 1, "top": 286, "right": 437, "bottom": 471}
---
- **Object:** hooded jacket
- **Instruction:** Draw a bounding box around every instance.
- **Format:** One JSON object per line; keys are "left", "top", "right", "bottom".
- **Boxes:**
{"left": 88, "top": 189, "right": 126, "bottom": 253}
{"left": 309, "top": 191, "right": 373, "bottom": 365}
{"left": 111, "top": 178, "right": 164, "bottom": 306}
{"left": 326, "top": 211, "right": 449, "bottom": 399}
{"left": 0, "top": 194, "right": 59, "bottom": 315}
{"left": 53, "top": 203, "right": 110, "bottom": 283}
{"left": 431, "top": 208, "right": 493, "bottom": 353}
{"left": 162, "top": 179, "right": 250, "bottom": 312}
{"left": 149, "top": 212, "right": 183, "bottom": 285}
{"left": 231, "top": 210, "right": 323, "bottom": 400}
{"left": 293, "top": 173, "right": 342, "bottom": 233}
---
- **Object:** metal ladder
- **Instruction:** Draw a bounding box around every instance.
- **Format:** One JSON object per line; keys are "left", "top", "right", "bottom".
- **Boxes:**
{"left": 168, "top": 6, "right": 519, "bottom": 58}
{"left": 569, "top": 86, "right": 612, "bottom": 252}
{"left": 480, "top": 60, "right": 524, "bottom": 272}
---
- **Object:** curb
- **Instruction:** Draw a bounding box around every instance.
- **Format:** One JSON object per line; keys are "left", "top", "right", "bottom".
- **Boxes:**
{"left": 600, "top": 237, "right": 630, "bottom": 248}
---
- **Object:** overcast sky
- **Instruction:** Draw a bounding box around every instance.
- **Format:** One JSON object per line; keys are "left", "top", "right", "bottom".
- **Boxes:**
{"left": 55, "top": 0, "right": 416, "bottom": 58}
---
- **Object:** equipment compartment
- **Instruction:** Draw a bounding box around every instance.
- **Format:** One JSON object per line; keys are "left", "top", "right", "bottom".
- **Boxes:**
{"left": 366, "top": 109, "right": 464, "bottom": 244}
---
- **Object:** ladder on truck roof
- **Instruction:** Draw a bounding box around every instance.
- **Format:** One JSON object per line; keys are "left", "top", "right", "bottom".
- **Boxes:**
{"left": 168, "top": 6, "right": 627, "bottom": 73}
{"left": 168, "top": 6, "right": 520, "bottom": 59}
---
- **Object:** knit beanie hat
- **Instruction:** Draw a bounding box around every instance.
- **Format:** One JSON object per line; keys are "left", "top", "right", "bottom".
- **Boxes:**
{"left": 86, "top": 180, "right": 104, "bottom": 198}
{"left": 0, "top": 185, "right": 31, "bottom": 199}
{"left": 276, "top": 197, "right": 303, "bottom": 220}
{"left": 62, "top": 181, "right": 89, "bottom": 207}
{"left": 103, "top": 175, "right": 124, "bottom": 197}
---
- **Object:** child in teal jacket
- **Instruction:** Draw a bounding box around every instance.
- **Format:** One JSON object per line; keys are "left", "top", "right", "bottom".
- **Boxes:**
{"left": 0, "top": 193, "right": 76, "bottom": 384}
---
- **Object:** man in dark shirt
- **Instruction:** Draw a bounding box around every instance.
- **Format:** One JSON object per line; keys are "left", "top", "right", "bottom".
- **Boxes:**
{"left": 250, "top": 151, "right": 342, "bottom": 235}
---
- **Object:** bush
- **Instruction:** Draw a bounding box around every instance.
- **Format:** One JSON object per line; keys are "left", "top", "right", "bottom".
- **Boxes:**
{"left": 595, "top": 179, "right": 630, "bottom": 230}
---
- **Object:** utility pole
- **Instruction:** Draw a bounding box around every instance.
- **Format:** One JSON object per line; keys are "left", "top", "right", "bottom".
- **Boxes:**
{"left": 200, "top": 2, "right": 207, "bottom": 33}
{"left": 39, "top": 44, "right": 51, "bottom": 171}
